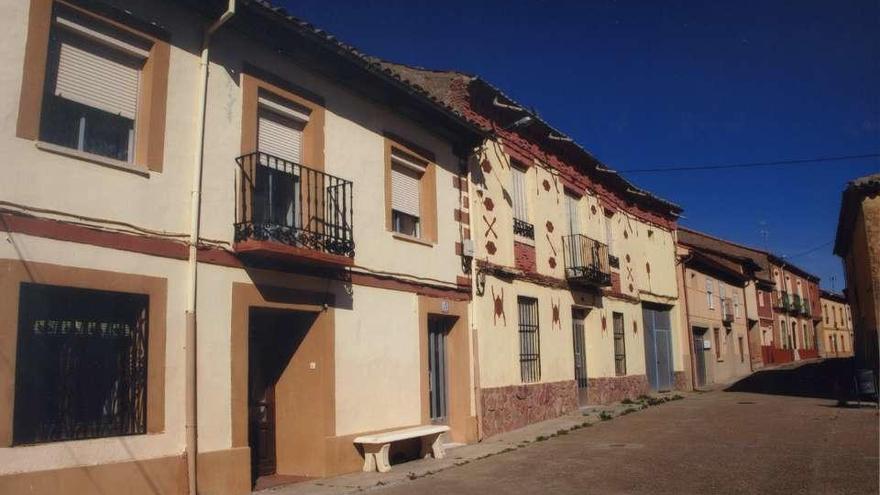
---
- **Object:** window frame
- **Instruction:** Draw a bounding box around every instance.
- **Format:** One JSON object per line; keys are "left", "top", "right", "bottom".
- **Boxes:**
{"left": 517, "top": 297, "right": 541, "bottom": 383}
{"left": 612, "top": 312, "right": 626, "bottom": 376}
{"left": 17, "top": 0, "right": 169, "bottom": 173}
{"left": 384, "top": 135, "right": 437, "bottom": 244}
{"left": 706, "top": 277, "right": 715, "bottom": 310}
{"left": 0, "top": 259, "right": 167, "bottom": 447}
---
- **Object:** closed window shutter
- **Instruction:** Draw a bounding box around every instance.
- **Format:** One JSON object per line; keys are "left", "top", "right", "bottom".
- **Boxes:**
{"left": 566, "top": 194, "right": 579, "bottom": 235}
{"left": 511, "top": 167, "right": 528, "bottom": 221}
{"left": 258, "top": 109, "right": 303, "bottom": 164}
{"left": 391, "top": 165, "right": 421, "bottom": 217}
{"left": 54, "top": 31, "right": 141, "bottom": 120}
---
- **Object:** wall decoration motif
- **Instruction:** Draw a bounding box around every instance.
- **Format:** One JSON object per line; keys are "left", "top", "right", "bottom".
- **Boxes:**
{"left": 485, "top": 241, "right": 497, "bottom": 255}
{"left": 633, "top": 320, "right": 638, "bottom": 334}
{"left": 483, "top": 215, "right": 498, "bottom": 240}
{"left": 481, "top": 159, "right": 492, "bottom": 174}
{"left": 601, "top": 313, "right": 607, "bottom": 332}
{"left": 545, "top": 221, "right": 554, "bottom": 233}
{"left": 551, "top": 298, "right": 561, "bottom": 329}
{"left": 483, "top": 197, "right": 495, "bottom": 211}
{"left": 542, "top": 179, "right": 551, "bottom": 192}
{"left": 491, "top": 286, "right": 506, "bottom": 326}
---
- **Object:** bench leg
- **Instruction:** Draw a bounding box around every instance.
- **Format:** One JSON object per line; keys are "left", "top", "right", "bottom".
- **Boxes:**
{"left": 421, "top": 433, "right": 446, "bottom": 460}
{"left": 362, "top": 443, "right": 392, "bottom": 473}
{"left": 375, "top": 443, "right": 391, "bottom": 473}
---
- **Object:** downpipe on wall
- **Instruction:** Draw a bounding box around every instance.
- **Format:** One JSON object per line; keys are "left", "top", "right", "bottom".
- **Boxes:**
{"left": 186, "top": 2, "right": 236, "bottom": 494}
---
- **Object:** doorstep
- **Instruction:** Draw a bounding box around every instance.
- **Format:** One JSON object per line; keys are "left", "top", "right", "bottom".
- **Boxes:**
{"left": 253, "top": 390, "right": 691, "bottom": 495}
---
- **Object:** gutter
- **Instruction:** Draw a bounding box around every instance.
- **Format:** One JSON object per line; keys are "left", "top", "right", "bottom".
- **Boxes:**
{"left": 186, "top": 2, "right": 236, "bottom": 494}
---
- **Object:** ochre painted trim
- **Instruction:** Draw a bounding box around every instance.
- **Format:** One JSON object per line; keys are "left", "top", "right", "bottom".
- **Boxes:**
{"left": 230, "top": 282, "right": 335, "bottom": 478}
{"left": 384, "top": 136, "right": 439, "bottom": 243}
{"left": 18, "top": 0, "right": 169, "bottom": 172}
{"left": 240, "top": 70, "right": 325, "bottom": 171}
{"left": 197, "top": 447, "right": 251, "bottom": 495}
{"left": 16, "top": 0, "right": 52, "bottom": 141}
{"left": 417, "top": 296, "right": 476, "bottom": 443}
{"left": 0, "top": 454, "right": 186, "bottom": 495}
{"left": 0, "top": 259, "right": 167, "bottom": 446}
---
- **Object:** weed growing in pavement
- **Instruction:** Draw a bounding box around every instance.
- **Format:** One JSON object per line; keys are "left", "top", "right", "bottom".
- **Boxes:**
{"left": 557, "top": 429, "right": 568, "bottom": 435}
{"left": 599, "top": 411, "right": 613, "bottom": 421}
{"left": 621, "top": 398, "right": 635, "bottom": 405}
{"left": 620, "top": 407, "right": 638, "bottom": 415}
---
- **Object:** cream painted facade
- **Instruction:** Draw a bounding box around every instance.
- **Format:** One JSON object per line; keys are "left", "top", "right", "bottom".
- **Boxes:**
{"left": 1, "top": 1, "right": 480, "bottom": 493}
{"left": 818, "top": 294, "right": 854, "bottom": 357}
{"left": 467, "top": 137, "right": 685, "bottom": 436}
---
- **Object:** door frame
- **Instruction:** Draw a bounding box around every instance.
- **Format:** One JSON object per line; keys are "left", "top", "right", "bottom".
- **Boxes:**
{"left": 571, "top": 308, "right": 589, "bottom": 406}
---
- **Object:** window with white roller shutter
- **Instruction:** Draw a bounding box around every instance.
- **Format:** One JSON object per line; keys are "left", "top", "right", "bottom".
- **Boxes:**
{"left": 390, "top": 148, "right": 426, "bottom": 237}
{"left": 257, "top": 93, "right": 309, "bottom": 164}
{"left": 39, "top": 10, "right": 149, "bottom": 163}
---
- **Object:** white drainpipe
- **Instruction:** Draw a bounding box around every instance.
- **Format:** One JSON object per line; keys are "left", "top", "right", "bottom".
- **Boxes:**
{"left": 186, "top": 1, "right": 235, "bottom": 494}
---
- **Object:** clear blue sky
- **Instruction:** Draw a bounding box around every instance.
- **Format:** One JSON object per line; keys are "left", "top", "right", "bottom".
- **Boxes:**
{"left": 279, "top": 0, "right": 879, "bottom": 290}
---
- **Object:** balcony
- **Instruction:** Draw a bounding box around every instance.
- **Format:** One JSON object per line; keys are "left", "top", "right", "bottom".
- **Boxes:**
{"left": 721, "top": 298, "right": 734, "bottom": 324}
{"left": 562, "top": 234, "right": 612, "bottom": 287}
{"left": 234, "top": 152, "right": 354, "bottom": 267}
{"left": 775, "top": 292, "right": 792, "bottom": 313}
{"left": 513, "top": 218, "right": 535, "bottom": 239}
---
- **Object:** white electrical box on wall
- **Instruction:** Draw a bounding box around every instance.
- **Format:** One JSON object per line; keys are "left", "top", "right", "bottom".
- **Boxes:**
{"left": 462, "top": 239, "right": 475, "bottom": 257}
{"left": 703, "top": 340, "right": 712, "bottom": 350}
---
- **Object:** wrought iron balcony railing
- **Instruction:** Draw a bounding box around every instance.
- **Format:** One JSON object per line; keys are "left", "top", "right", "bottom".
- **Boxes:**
{"left": 562, "top": 234, "right": 612, "bottom": 287}
{"left": 235, "top": 151, "right": 354, "bottom": 258}
{"left": 513, "top": 218, "right": 535, "bottom": 239}
{"left": 791, "top": 294, "right": 803, "bottom": 315}
{"left": 722, "top": 298, "right": 735, "bottom": 324}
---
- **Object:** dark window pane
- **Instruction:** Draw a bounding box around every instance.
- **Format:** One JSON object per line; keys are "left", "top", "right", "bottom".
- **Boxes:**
{"left": 13, "top": 283, "right": 149, "bottom": 445}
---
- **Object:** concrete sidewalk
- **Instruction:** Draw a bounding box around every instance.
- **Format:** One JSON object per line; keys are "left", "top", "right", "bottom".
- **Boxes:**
{"left": 253, "top": 391, "right": 689, "bottom": 495}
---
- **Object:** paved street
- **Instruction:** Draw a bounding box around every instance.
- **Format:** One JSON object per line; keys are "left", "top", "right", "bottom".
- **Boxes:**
{"left": 372, "top": 367, "right": 879, "bottom": 494}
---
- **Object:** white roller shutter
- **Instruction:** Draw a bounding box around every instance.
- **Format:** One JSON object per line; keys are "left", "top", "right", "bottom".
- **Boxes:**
{"left": 54, "top": 31, "right": 141, "bottom": 120}
{"left": 391, "top": 165, "right": 421, "bottom": 218}
{"left": 511, "top": 166, "right": 528, "bottom": 221}
{"left": 258, "top": 109, "right": 303, "bottom": 164}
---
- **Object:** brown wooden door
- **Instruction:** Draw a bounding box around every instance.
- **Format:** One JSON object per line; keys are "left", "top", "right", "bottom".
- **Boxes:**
{"left": 249, "top": 329, "right": 277, "bottom": 478}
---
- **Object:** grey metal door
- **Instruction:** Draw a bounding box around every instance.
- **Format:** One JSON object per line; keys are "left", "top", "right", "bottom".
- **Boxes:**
{"left": 571, "top": 310, "right": 588, "bottom": 405}
{"left": 428, "top": 317, "right": 449, "bottom": 423}
{"left": 693, "top": 330, "right": 707, "bottom": 388}
{"left": 643, "top": 306, "right": 674, "bottom": 392}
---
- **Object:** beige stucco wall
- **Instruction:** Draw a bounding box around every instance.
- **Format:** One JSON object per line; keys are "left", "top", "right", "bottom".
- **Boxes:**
{"left": 202, "top": 33, "right": 467, "bottom": 286}
{"left": 333, "top": 286, "right": 422, "bottom": 436}
{"left": 818, "top": 296, "right": 855, "bottom": 357}
{"left": 682, "top": 265, "right": 751, "bottom": 384}
{"left": 0, "top": 232, "right": 187, "bottom": 475}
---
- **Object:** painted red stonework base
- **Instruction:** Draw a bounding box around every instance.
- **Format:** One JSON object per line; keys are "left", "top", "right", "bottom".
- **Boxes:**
{"left": 585, "top": 375, "right": 650, "bottom": 405}
{"left": 480, "top": 380, "right": 578, "bottom": 438}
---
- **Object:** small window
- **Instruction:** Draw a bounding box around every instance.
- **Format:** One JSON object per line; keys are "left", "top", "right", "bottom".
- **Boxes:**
{"left": 518, "top": 297, "right": 541, "bottom": 383}
{"left": 713, "top": 327, "right": 721, "bottom": 360}
{"left": 604, "top": 211, "right": 615, "bottom": 256}
{"left": 13, "top": 283, "right": 149, "bottom": 445}
{"left": 390, "top": 148, "right": 427, "bottom": 238}
{"left": 758, "top": 290, "right": 764, "bottom": 307}
{"left": 40, "top": 9, "right": 151, "bottom": 163}
{"left": 706, "top": 277, "right": 715, "bottom": 310}
{"left": 738, "top": 337, "right": 745, "bottom": 363}
{"left": 734, "top": 293, "right": 741, "bottom": 318}
{"left": 613, "top": 312, "right": 626, "bottom": 376}
{"left": 511, "top": 165, "right": 529, "bottom": 222}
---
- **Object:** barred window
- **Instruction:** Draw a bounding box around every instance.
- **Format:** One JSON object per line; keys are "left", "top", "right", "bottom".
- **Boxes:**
{"left": 613, "top": 312, "right": 626, "bottom": 376}
{"left": 518, "top": 297, "right": 540, "bottom": 383}
{"left": 13, "top": 283, "right": 149, "bottom": 445}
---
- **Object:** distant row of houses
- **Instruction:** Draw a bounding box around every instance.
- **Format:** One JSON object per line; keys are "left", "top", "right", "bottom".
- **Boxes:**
{"left": 0, "top": 1, "right": 870, "bottom": 494}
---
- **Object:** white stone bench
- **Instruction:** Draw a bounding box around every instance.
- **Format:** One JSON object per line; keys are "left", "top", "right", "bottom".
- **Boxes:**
{"left": 353, "top": 425, "right": 450, "bottom": 473}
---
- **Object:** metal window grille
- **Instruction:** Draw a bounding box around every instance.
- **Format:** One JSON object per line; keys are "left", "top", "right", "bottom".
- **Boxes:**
{"left": 13, "top": 283, "right": 149, "bottom": 445}
{"left": 613, "top": 312, "right": 626, "bottom": 376}
{"left": 518, "top": 297, "right": 541, "bottom": 383}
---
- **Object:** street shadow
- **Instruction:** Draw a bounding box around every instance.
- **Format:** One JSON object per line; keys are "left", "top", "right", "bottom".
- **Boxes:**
{"left": 725, "top": 358, "right": 864, "bottom": 401}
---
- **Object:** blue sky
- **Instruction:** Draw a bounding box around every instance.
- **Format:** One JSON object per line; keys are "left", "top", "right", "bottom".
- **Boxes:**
{"left": 279, "top": 0, "right": 879, "bottom": 290}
